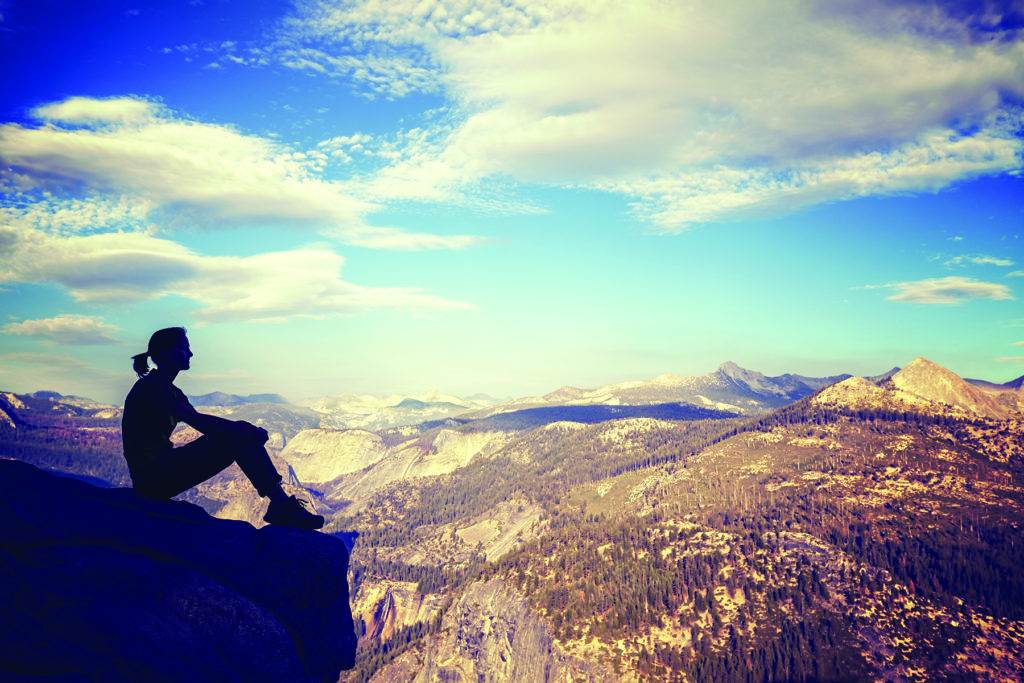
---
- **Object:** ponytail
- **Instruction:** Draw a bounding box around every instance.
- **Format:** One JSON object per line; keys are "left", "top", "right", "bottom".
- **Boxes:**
{"left": 132, "top": 352, "right": 150, "bottom": 378}
{"left": 133, "top": 326, "right": 187, "bottom": 378}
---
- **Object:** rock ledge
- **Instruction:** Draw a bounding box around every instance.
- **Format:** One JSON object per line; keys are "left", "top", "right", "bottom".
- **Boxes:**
{"left": 0, "top": 459, "right": 356, "bottom": 682}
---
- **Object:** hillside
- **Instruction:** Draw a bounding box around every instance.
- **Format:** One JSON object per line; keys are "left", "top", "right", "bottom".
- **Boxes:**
{"left": 3, "top": 358, "right": 1022, "bottom": 681}
{"left": 297, "top": 392, "right": 496, "bottom": 431}
{"left": 0, "top": 390, "right": 128, "bottom": 486}
{"left": 281, "top": 428, "right": 389, "bottom": 483}
{"left": 332, "top": 361, "right": 1024, "bottom": 681}
{"left": 815, "top": 357, "right": 1023, "bottom": 419}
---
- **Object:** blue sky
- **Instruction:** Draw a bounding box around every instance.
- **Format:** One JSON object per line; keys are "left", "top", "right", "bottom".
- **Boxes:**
{"left": 1, "top": 0, "right": 1022, "bottom": 404}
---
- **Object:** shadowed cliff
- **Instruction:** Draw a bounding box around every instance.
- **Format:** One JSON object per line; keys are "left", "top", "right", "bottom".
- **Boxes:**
{"left": 0, "top": 459, "right": 356, "bottom": 682}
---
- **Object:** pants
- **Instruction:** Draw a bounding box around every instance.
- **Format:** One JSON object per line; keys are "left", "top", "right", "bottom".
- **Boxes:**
{"left": 131, "top": 434, "right": 283, "bottom": 500}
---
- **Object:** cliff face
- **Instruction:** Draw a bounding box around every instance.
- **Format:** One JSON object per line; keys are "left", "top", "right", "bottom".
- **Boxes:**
{"left": 0, "top": 460, "right": 356, "bottom": 683}
{"left": 400, "top": 579, "right": 610, "bottom": 682}
{"left": 353, "top": 579, "right": 447, "bottom": 643}
{"left": 281, "top": 428, "right": 388, "bottom": 483}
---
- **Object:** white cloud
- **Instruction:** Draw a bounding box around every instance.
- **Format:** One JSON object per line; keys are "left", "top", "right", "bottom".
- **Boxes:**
{"left": 282, "top": 0, "right": 1024, "bottom": 228}
{"left": 0, "top": 196, "right": 152, "bottom": 235}
{"left": 0, "top": 222, "right": 473, "bottom": 323}
{"left": 875, "top": 275, "right": 1014, "bottom": 304}
{"left": 1012, "top": 341, "right": 1024, "bottom": 346}
{"left": 601, "top": 120, "right": 1023, "bottom": 230}
{"left": 278, "top": 47, "right": 440, "bottom": 99}
{"left": 995, "top": 355, "right": 1024, "bottom": 364}
{"left": 945, "top": 253, "right": 1016, "bottom": 267}
{"left": 3, "top": 315, "right": 119, "bottom": 345}
{"left": 1007, "top": 270, "right": 1024, "bottom": 277}
{"left": 0, "top": 96, "right": 478, "bottom": 250}
{"left": 33, "top": 96, "right": 159, "bottom": 126}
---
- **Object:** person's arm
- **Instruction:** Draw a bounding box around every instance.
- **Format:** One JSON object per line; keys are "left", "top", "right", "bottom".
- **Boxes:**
{"left": 174, "top": 392, "right": 268, "bottom": 444}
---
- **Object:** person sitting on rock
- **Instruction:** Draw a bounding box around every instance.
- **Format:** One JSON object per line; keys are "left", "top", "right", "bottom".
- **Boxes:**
{"left": 121, "top": 326, "right": 324, "bottom": 530}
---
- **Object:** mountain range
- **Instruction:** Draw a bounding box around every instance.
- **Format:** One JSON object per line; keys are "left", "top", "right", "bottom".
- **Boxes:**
{"left": 475, "top": 362, "right": 864, "bottom": 416}
{"left": 2, "top": 358, "right": 1023, "bottom": 681}
{"left": 816, "top": 357, "right": 1024, "bottom": 419}
{"left": 186, "top": 391, "right": 290, "bottom": 407}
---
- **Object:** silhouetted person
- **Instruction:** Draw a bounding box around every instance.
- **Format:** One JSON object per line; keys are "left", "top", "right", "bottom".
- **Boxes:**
{"left": 122, "top": 327, "right": 324, "bottom": 530}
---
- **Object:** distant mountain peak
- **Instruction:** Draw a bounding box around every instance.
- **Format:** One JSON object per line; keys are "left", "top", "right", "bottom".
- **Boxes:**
{"left": 892, "top": 357, "right": 962, "bottom": 389}
{"left": 904, "top": 357, "right": 942, "bottom": 371}
{"left": 31, "top": 390, "right": 64, "bottom": 400}
{"left": 717, "top": 361, "right": 746, "bottom": 375}
{"left": 188, "top": 392, "right": 289, "bottom": 407}
{"left": 868, "top": 367, "right": 901, "bottom": 383}
{"left": 819, "top": 357, "right": 1013, "bottom": 418}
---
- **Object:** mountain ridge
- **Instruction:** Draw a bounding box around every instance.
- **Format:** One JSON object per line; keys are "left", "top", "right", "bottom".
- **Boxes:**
{"left": 478, "top": 361, "right": 860, "bottom": 417}
{"left": 815, "top": 357, "right": 1022, "bottom": 418}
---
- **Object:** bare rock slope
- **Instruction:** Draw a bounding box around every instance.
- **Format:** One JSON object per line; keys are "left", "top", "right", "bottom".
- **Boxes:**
{"left": 814, "top": 357, "right": 1018, "bottom": 418}
{"left": 378, "top": 579, "right": 610, "bottom": 682}
{"left": 281, "top": 428, "right": 388, "bottom": 483}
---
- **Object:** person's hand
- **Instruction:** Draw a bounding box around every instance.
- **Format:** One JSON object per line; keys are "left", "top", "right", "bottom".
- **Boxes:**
{"left": 236, "top": 420, "right": 269, "bottom": 444}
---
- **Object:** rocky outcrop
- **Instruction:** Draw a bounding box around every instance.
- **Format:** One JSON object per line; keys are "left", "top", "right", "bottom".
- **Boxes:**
{"left": 406, "top": 579, "right": 610, "bottom": 682}
{"left": 281, "top": 428, "right": 388, "bottom": 483}
{"left": 890, "top": 357, "right": 1008, "bottom": 417}
{"left": 0, "top": 460, "right": 356, "bottom": 682}
{"left": 814, "top": 358, "right": 1019, "bottom": 418}
{"left": 326, "top": 429, "right": 511, "bottom": 508}
{"left": 353, "top": 579, "right": 447, "bottom": 643}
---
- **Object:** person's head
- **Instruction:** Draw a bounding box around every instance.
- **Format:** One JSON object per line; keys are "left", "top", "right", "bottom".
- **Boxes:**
{"left": 131, "top": 327, "right": 192, "bottom": 377}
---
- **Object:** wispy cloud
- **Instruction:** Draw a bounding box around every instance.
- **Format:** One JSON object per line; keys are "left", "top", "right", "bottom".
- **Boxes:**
{"left": 869, "top": 276, "right": 1014, "bottom": 305}
{"left": 3, "top": 315, "right": 119, "bottom": 345}
{"left": 277, "top": 46, "right": 439, "bottom": 99}
{"left": 995, "top": 356, "right": 1024, "bottom": 364}
{"left": 0, "top": 222, "right": 474, "bottom": 323}
{"left": 0, "top": 96, "right": 478, "bottom": 250}
{"left": 945, "top": 254, "right": 1016, "bottom": 267}
{"left": 274, "top": 0, "right": 1024, "bottom": 229}
{"left": 1007, "top": 270, "right": 1024, "bottom": 277}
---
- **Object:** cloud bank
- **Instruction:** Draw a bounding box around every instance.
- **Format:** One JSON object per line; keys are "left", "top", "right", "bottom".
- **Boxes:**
{"left": 0, "top": 96, "right": 477, "bottom": 249}
{"left": 282, "top": 0, "right": 1024, "bottom": 229}
{"left": 3, "top": 315, "right": 119, "bottom": 345}
{"left": 0, "top": 220, "right": 472, "bottom": 323}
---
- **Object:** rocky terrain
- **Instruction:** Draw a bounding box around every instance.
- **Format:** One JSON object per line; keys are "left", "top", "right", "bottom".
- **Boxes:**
{"left": 281, "top": 428, "right": 389, "bottom": 483}
{"left": 0, "top": 459, "right": 356, "bottom": 682}
{"left": 297, "top": 392, "right": 498, "bottom": 431}
{"left": 2, "top": 359, "right": 1023, "bottom": 681}
{"left": 815, "top": 358, "right": 1024, "bottom": 419}
{"left": 378, "top": 579, "right": 613, "bottom": 682}
{"left": 332, "top": 359, "right": 1024, "bottom": 681}
{"left": 473, "top": 362, "right": 853, "bottom": 417}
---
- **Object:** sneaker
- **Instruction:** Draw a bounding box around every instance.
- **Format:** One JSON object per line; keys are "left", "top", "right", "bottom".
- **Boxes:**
{"left": 263, "top": 495, "right": 325, "bottom": 531}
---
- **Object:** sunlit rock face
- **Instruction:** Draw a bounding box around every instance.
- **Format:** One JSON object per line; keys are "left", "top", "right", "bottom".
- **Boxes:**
{"left": 0, "top": 460, "right": 356, "bottom": 683}
{"left": 814, "top": 357, "right": 1021, "bottom": 419}
{"left": 281, "top": 428, "right": 389, "bottom": 483}
{"left": 375, "top": 579, "right": 611, "bottom": 683}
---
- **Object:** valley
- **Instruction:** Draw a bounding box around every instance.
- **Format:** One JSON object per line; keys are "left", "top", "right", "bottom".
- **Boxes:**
{"left": 2, "top": 360, "right": 1022, "bottom": 681}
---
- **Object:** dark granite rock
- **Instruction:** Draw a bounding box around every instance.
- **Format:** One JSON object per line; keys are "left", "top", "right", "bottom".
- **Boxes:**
{"left": 0, "top": 460, "right": 356, "bottom": 682}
